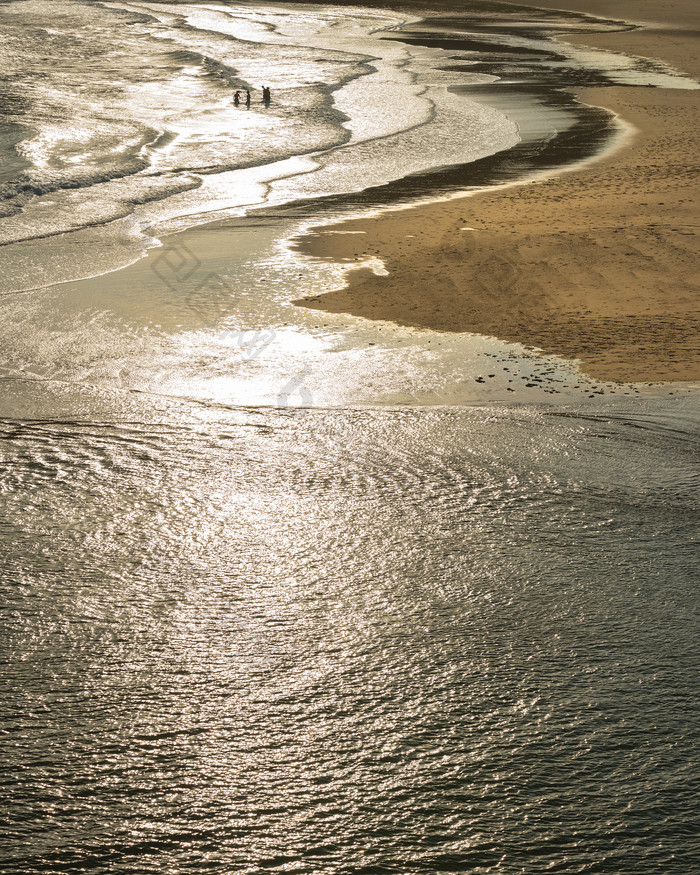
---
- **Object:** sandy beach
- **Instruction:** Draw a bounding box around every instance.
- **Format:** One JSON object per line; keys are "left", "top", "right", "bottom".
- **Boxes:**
{"left": 293, "top": 0, "right": 700, "bottom": 383}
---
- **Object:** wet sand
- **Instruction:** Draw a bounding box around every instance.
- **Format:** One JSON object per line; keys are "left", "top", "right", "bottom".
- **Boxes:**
{"left": 293, "top": 1, "right": 700, "bottom": 382}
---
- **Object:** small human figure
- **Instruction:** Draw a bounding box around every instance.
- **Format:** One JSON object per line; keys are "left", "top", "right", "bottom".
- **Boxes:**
{"left": 233, "top": 90, "right": 241, "bottom": 106}
{"left": 262, "top": 85, "right": 271, "bottom": 104}
{"left": 245, "top": 89, "right": 251, "bottom": 107}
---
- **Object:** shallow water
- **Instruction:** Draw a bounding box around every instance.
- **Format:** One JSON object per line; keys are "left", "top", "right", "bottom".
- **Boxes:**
{"left": 2, "top": 2, "right": 700, "bottom": 872}
{"left": 2, "top": 0, "right": 695, "bottom": 289}
{"left": 1, "top": 391, "right": 699, "bottom": 873}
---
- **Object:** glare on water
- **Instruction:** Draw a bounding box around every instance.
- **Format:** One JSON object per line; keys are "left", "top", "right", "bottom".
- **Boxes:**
{"left": 1, "top": 1, "right": 699, "bottom": 873}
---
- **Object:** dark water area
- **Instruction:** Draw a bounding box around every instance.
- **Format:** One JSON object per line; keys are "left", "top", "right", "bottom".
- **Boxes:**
{"left": 261, "top": 100, "right": 614, "bottom": 218}
{"left": 0, "top": 122, "right": 31, "bottom": 186}
{"left": 257, "top": 7, "right": 634, "bottom": 218}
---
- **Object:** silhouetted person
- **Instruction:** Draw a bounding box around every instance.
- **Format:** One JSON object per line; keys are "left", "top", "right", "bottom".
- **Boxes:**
{"left": 245, "top": 90, "right": 251, "bottom": 107}
{"left": 233, "top": 90, "right": 241, "bottom": 106}
{"left": 262, "top": 86, "right": 271, "bottom": 104}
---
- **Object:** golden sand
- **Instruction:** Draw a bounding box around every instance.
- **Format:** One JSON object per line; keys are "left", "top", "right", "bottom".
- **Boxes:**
{"left": 293, "top": 1, "right": 700, "bottom": 382}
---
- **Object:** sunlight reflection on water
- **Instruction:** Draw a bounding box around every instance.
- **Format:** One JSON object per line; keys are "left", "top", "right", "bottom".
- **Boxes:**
{"left": 1, "top": 398, "right": 698, "bottom": 872}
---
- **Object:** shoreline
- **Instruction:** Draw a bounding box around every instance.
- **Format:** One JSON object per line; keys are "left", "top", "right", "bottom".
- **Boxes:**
{"left": 292, "top": 0, "right": 700, "bottom": 383}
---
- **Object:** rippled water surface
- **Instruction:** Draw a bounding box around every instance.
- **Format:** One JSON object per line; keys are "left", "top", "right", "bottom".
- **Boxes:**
{"left": 2, "top": 396, "right": 699, "bottom": 873}
{"left": 2, "top": 1, "right": 700, "bottom": 872}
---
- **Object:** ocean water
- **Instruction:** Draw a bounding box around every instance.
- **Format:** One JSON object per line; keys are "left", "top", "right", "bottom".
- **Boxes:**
{"left": 1, "top": 1, "right": 699, "bottom": 873}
